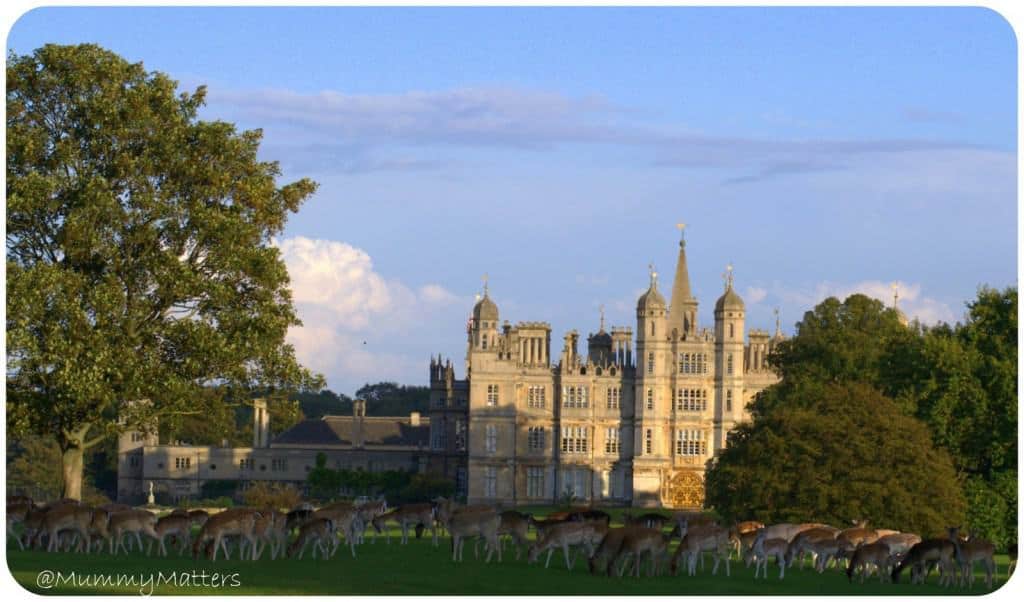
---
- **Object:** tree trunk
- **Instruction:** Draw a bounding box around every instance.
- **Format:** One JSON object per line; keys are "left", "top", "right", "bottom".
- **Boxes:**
{"left": 61, "top": 444, "right": 85, "bottom": 500}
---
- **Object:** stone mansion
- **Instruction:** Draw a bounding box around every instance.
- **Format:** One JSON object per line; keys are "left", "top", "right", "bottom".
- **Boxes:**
{"left": 426, "top": 229, "right": 784, "bottom": 508}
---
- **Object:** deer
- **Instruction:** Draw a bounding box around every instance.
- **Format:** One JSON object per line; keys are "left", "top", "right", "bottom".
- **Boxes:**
{"left": 846, "top": 541, "right": 896, "bottom": 583}
{"left": 622, "top": 511, "right": 670, "bottom": 531}
{"left": 750, "top": 530, "right": 789, "bottom": 579}
{"left": 891, "top": 538, "right": 958, "bottom": 586}
{"left": 672, "top": 522, "right": 731, "bottom": 577}
{"left": 287, "top": 518, "right": 336, "bottom": 559}
{"left": 528, "top": 515, "right": 570, "bottom": 542}
{"left": 784, "top": 527, "right": 840, "bottom": 570}
{"left": 250, "top": 509, "right": 289, "bottom": 560}
{"left": 148, "top": 514, "right": 192, "bottom": 556}
{"left": 589, "top": 527, "right": 632, "bottom": 577}
{"left": 38, "top": 503, "right": 96, "bottom": 553}
{"left": 6, "top": 501, "right": 34, "bottom": 550}
{"left": 85, "top": 507, "right": 112, "bottom": 554}
{"left": 192, "top": 508, "right": 260, "bottom": 561}
{"left": 526, "top": 520, "right": 606, "bottom": 570}
{"left": 448, "top": 507, "right": 502, "bottom": 563}
{"left": 354, "top": 499, "right": 388, "bottom": 544}
{"left": 371, "top": 503, "right": 438, "bottom": 546}
{"left": 610, "top": 527, "right": 673, "bottom": 578}
{"left": 313, "top": 502, "right": 365, "bottom": 558}
{"left": 568, "top": 509, "right": 611, "bottom": 527}
{"left": 107, "top": 509, "right": 159, "bottom": 556}
{"left": 496, "top": 510, "right": 532, "bottom": 560}
{"left": 728, "top": 520, "right": 765, "bottom": 559}
{"left": 877, "top": 532, "right": 921, "bottom": 557}
{"left": 955, "top": 534, "right": 996, "bottom": 588}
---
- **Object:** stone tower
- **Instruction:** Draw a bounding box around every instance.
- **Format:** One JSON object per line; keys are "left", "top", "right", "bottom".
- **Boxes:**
{"left": 633, "top": 266, "right": 669, "bottom": 505}
{"left": 713, "top": 265, "right": 745, "bottom": 452}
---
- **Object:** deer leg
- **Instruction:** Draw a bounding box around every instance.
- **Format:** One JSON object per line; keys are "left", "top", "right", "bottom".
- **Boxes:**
{"left": 545, "top": 547, "right": 554, "bottom": 568}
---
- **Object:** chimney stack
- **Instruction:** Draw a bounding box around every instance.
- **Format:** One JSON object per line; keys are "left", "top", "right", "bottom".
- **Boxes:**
{"left": 252, "top": 398, "right": 269, "bottom": 448}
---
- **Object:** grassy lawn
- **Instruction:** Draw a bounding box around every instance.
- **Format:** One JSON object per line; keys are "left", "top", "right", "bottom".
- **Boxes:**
{"left": 6, "top": 512, "right": 1014, "bottom": 595}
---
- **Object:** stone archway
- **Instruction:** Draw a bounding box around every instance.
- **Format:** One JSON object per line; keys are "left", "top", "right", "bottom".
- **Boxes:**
{"left": 662, "top": 469, "right": 705, "bottom": 509}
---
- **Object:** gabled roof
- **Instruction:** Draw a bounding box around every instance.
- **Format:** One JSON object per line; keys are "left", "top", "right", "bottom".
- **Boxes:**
{"left": 273, "top": 415, "right": 430, "bottom": 448}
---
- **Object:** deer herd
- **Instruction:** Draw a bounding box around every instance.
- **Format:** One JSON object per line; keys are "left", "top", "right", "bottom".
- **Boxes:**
{"left": 6, "top": 493, "right": 1013, "bottom": 589}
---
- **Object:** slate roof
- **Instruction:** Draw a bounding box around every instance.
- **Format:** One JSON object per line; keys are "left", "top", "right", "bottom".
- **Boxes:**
{"left": 272, "top": 415, "right": 430, "bottom": 448}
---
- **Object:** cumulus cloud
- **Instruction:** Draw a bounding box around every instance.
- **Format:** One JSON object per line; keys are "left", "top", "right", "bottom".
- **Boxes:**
{"left": 274, "top": 236, "right": 462, "bottom": 391}
{"left": 745, "top": 286, "right": 768, "bottom": 304}
{"left": 774, "top": 279, "right": 958, "bottom": 326}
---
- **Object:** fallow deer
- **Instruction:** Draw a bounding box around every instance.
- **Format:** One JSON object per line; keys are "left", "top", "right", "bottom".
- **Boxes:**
{"left": 39, "top": 503, "right": 96, "bottom": 553}
{"left": 891, "top": 538, "right": 958, "bottom": 586}
{"left": 191, "top": 508, "right": 260, "bottom": 561}
{"left": 877, "top": 532, "right": 921, "bottom": 557}
{"left": 313, "top": 502, "right": 365, "bottom": 558}
{"left": 784, "top": 528, "right": 839, "bottom": 570}
{"left": 610, "top": 527, "right": 672, "bottom": 578}
{"left": 371, "top": 503, "right": 437, "bottom": 545}
{"left": 526, "top": 520, "right": 606, "bottom": 570}
{"left": 149, "top": 514, "right": 192, "bottom": 556}
{"left": 286, "top": 518, "right": 336, "bottom": 559}
{"left": 448, "top": 508, "right": 501, "bottom": 563}
{"left": 750, "top": 530, "right": 789, "bottom": 579}
{"left": 846, "top": 542, "right": 894, "bottom": 583}
{"left": 672, "top": 522, "right": 731, "bottom": 577}
{"left": 108, "top": 509, "right": 159, "bottom": 556}
{"left": 956, "top": 536, "right": 996, "bottom": 588}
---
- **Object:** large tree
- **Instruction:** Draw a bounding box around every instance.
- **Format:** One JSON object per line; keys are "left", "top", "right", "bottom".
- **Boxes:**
{"left": 6, "top": 44, "right": 322, "bottom": 499}
{"left": 705, "top": 380, "right": 965, "bottom": 535}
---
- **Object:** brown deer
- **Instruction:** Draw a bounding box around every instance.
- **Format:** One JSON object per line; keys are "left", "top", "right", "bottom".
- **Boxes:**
{"left": 39, "top": 504, "right": 96, "bottom": 553}
{"left": 956, "top": 535, "right": 996, "bottom": 588}
{"left": 891, "top": 538, "right": 958, "bottom": 586}
{"left": 672, "top": 523, "right": 731, "bottom": 577}
{"left": 191, "top": 508, "right": 260, "bottom": 561}
{"left": 589, "top": 527, "right": 631, "bottom": 577}
{"left": 784, "top": 527, "right": 839, "bottom": 569}
{"left": 287, "top": 518, "right": 336, "bottom": 559}
{"left": 847, "top": 541, "right": 896, "bottom": 583}
{"left": 527, "top": 520, "right": 606, "bottom": 570}
{"left": 610, "top": 527, "right": 672, "bottom": 578}
{"left": 448, "top": 508, "right": 501, "bottom": 562}
{"left": 750, "top": 530, "right": 789, "bottom": 579}
{"left": 313, "top": 502, "right": 364, "bottom": 558}
{"left": 108, "top": 509, "right": 159, "bottom": 555}
{"left": 149, "top": 514, "right": 192, "bottom": 556}
{"left": 497, "top": 510, "right": 532, "bottom": 560}
{"left": 6, "top": 501, "right": 34, "bottom": 550}
{"left": 371, "top": 503, "right": 437, "bottom": 546}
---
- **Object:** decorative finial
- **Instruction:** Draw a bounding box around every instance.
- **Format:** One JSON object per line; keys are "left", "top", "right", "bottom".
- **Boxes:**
{"left": 474, "top": 293, "right": 482, "bottom": 303}
{"left": 723, "top": 263, "right": 734, "bottom": 290}
{"left": 774, "top": 307, "right": 781, "bottom": 337}
{"left": 891, "top": 282, "right": 900, "bottom": 309}
{"left": 599, "top": 304, "right": 605, "bottom": 332}
{"left": 676, "top": 222, "right": 687, "bottom": 246}
{"left": 648, "top": 263, "right": 658, "bottom": 288}
{"left": 482, "top": 273, "right": 489, "bottom": 297}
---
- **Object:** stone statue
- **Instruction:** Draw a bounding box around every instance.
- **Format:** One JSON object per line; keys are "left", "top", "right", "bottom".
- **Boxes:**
{"left": 147, "top": 481, "right": 155, "bottom": 506}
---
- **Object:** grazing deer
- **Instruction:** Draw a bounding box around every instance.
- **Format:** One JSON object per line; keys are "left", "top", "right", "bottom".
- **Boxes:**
{"left": 846, "top": 542, "right": 895, "bottom": 583}
{"left": 728, "top": 521, "right": 765, "bottom": 559}
{"left": 448, "top": 508, "right": 501, "bottom": 563}
{"left": 751, "top": 530, "right": 789, "bottom": 579}
{"left": 956, "top": 536, "right": 996, "bottom": 588}
{"left": 759, "top": 523, "right": 829, "bottom": 544}
{"left": 6, "top": 501, "right": 34, "bottom": 550}
{"left": 610, "top": 527, "right": 672, "bottom": 578}
{"left": 108, "top": 509, "right": 159, "bottom": 555}
{"left": 286, "top": 507, "right": 314, "bottom": 531}
{"left": 589, "top": 527, "right": 631, "bottom": 577}
{"left": 39, "top": 504, "right": 96, "bottom": 553}
{"left": 527, "top": 520, "right": 606, "bottom": 570}
{"left": 672, "top": 522, "right": 731, "bottom": 577}
{"left": 85, "top": 508, "right": 112, "bottom": 554}
{"left": 149, "top": 514, "right": 192, "bottom": 556}
{"left": 287, "top": 518, "right": 336, "bottom": 559}
{"left": 877, "top": 533, "right": 921, "bottom": 557}
{"left": 313, "top": 502, "right": 365, "bottom": 558}
{"left": 372, "top": 503, "right": 438, "bottom": 546}
{"left": 785, "top": 528, "right": 839, "bottom": 569}
{"left": 496, "top": 511, "right": 532, "bottom": 560}
{"left": 250, "top": 509, "right": 289, "bottom": 560}
{"left": 354, "top": 499, "right": 388, "bottom": 544}
{"left": 529, "top": 516, "right": 570, "bottom": 541}
{"left": 192, "top": 508, "right": 260, "bottom": 561}
{"left": 891, "top": 538, "right": 958, "bottom": 586}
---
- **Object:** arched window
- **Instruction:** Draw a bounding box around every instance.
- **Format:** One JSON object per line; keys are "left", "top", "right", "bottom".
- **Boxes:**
{"left": 727, "top": 353, "right": 734, "bottom": 375}
{"left": 646, "top": 388, "right": 654, "bottom": 411}
{"left": 726, "top": 390, "right": 733, "bottom": 412}
{"left": 729, "top": 323, "right": 734, "bottom": 339}
{"left": 650, "top": 321, "right": 655, "bottom": 336}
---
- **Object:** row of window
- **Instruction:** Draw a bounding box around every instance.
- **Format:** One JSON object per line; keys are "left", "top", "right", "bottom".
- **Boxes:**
{"left": 480, "top": 383, "right": 735, "bottom": 409}
{"left": 527, "top": 386, "right": 546, "bottom": 408}
{"left": 484, "top": 467, "right": 627, "bottom": 500}
{"left": 477, "top": 425, "right": 708, "bottom": 457}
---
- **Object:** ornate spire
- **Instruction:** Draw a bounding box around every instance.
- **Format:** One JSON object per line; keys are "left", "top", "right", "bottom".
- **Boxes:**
{"left": 482, "top": 273, "right": 489, "bottom": 297}
{"left": 649, "top": 263, "right": 658, "bottom": 289}
{"left": 774, "top": 307, "right": 782, "bottom": 338}
{"left": 723, "top": 263, "right": 734, "bottom": 290}
{"left": 599, "top": 304, "right": 605, "bottom": 332}
{"left": 891, "top": 281, "right": 900, "bottom": 309}
{"left": 676, "top": 222, "right": 686, "bottom": 246}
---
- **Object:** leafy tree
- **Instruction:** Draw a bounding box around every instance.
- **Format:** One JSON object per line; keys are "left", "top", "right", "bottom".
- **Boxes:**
{"left": 706, "top": 381, "right": 965, "bottom": 536}
{"left": 6, "top": 44, "right": 322, "bottom": 499}
{"left": 292, "top": 389, "right": 352, "bottom": 419}
{"left": 354, "top": 382, "right": 429, "bottom": 416}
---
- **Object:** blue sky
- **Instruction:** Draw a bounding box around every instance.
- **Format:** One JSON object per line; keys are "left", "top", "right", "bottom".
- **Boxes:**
{"left": 7, "top": 7, "right": 1018, "bottom": 395}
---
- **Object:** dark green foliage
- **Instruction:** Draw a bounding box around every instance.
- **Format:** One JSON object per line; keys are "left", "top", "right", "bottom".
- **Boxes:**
{"left": 707, "top": 381, "right": 965, "bottom": 535}
{"left": 200, "top": 479, "right": 240, "bottom": 500}
{"left": 292, "top": 389, "right": 353, "bottom": 419}
{"left": 305, "top": 465, "right": 453, "bottom": 505}
{"left": 354, "top": 382, "right": 429, "bottom": 416}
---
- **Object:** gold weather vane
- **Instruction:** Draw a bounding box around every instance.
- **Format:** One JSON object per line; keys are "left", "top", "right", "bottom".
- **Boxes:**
{"left": 649, "top": 263, "right": 658, "bottom": 287}
{"left": 676, "top": 222, "right": 687, "bottom": 243}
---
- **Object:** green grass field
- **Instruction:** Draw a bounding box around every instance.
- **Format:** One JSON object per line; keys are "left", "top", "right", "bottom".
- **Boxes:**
{"left": 6, "top": 515, "right": 1015, "bottom": 595}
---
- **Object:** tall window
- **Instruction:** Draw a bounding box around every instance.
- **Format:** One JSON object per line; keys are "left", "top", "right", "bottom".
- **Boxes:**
{"left": 562, "top": 468, "right": 589, "bottom": 499}
{"left": 561, "top": 426, "right": 589, "bottom": 454}
{"left": 726, "top": 390, "right": 733, "bottom": 412}
{"left": 646, "top": 388, "right": 654, "bottom": 411}
{"left": 675, "top": 429, "right": 707, "bottom": 456}
{"left": 271, "top": 458, "right": 287, "bottom": 472}
{"left": 679, "top": 352, "right": 708, "bottom": 374}
{"left": 674, "top": 388, "right": 708, "bottom": 412}
{"left": 175, "top": 457, "right": 191, "bottom": 470}
{"left": 727, "top": 354, "right": 734, "bottom": 375}
{"left": 729, "top": 323, "right": 735, "bottom": 339}
{"left": 647, "top": 352, "right": 655, "bottom": 375}
{"left": 528, "top": 385, "right": 546, "bottom": 408}
{"left": 605, "top": 428, "right": 620, "bottom": 454}
{"left": 456, "top": 467, "right": 467, "bottom": 496}
{"left": 645, "top": 429, "right": 653, "bottom": 455}
{"left": 454, "top": 419, "right": 467, "bottom": 451}
{"left": 485, "top": 424, "right": 498, "bottom": 454}
{"left": 528, "top": 427, "right": 545, "bottom": 452}
{"left": 483, "top": 467, "right": 497, "bottom": 498}
{"left": 486, "top": 384, "right": 499, "bottom": 406}
{"left": 606, "top": 387, "right": 620, "bottom": 410}
{"left": 562, "top": 385, "right": 589, "bottom": 408}
{"left": 527, "top": 467, "right": 545, "bottom": 498}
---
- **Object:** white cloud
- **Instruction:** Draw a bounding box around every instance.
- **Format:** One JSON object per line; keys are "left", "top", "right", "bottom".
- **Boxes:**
{"left": 274, "top": 236, "right": 461, "bottom": 390}
{"left": 745, "top": 286, "right": 768, "bottom": 304}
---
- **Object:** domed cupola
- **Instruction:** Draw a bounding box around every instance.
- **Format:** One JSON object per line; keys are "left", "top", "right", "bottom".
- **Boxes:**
{"left": 714, "top": 264, "right": 745, "bottom": 313}
{"left": 473, "top": 292, "right": 499, "bottom": 323}
{"left": 637, "top": 265, "right": 667, "bottom": 312}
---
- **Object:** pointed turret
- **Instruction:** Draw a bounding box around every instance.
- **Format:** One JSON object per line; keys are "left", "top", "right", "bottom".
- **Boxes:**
{"left": 667, "top": 223, "right": 699, "bottom": 337}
